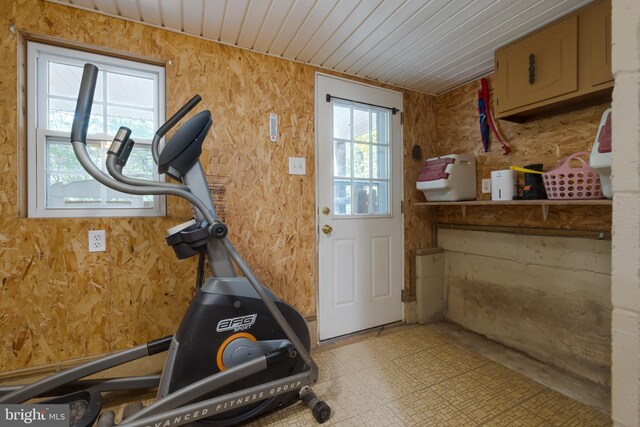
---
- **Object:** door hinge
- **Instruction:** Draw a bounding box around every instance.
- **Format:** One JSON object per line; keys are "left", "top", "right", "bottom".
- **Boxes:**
{"left": 401, "top": 289, "right": 405, "bottom": 302}
{"left": 400, "top": 112, "right": 404, "bottom": 125}
{"left": 401, "top": 200, "right": 404, "bottom": 214}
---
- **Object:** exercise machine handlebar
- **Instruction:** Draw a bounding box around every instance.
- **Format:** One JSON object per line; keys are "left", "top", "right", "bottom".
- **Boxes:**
{"left": 152, "top": 94, "right": 201, "bottom": 164}
{"left": 70, "top": 64, "right": 221, "bottom": 231}
{"left": 70, "top": 63, "right": 99, "bottom": 145}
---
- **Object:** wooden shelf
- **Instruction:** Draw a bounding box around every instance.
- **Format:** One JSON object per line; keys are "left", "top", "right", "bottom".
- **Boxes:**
{"left": 415, "top": 199, "right": 612, "bottom": 221}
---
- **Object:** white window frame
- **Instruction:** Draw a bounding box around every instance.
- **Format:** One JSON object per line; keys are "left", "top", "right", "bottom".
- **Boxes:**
{"left": 26, "top": 41, "right": 166, "bottom": 218}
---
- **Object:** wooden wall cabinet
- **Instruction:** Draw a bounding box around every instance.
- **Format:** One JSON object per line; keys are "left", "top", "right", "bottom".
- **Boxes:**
{"left": 494, "top": 0, "right": 612, "bottom": 121}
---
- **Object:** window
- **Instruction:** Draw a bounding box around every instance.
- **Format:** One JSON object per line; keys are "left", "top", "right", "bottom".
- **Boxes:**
{"left": 332, "top": 101, "right": 391, "bottom": 216}
{"left": 27, "top": 42, "right": 166, "bottom": 218}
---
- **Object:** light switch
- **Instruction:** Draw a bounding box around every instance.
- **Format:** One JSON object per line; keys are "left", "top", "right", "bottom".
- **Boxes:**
{"left": 289, "top": 157, "right": 305, "bottom": 175}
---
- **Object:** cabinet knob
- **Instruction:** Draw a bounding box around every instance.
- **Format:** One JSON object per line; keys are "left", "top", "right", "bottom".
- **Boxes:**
{"left": 529, "top": 53, "right": 535, "bottom": 84}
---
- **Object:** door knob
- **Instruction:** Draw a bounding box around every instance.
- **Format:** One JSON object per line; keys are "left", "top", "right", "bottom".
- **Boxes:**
{"left": 322, "top": 225, "right": 333, "bottom": 235}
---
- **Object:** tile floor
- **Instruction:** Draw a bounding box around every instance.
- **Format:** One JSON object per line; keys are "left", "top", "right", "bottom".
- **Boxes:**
{"left": 246, "top": 325, "right": 611, "bottom": 426}
{"left": 106, "top": 324, "right": 610, "bottom": 426}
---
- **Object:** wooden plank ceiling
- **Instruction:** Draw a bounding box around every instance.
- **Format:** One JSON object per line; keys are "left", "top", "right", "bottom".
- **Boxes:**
{"left": 47, "top": 0, "right": 593, "bottom": 95}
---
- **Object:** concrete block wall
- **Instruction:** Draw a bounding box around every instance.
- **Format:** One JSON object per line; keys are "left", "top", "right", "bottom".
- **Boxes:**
{"left": 415, "top": 249, "right": 445, "bottom": 324}
{"left": 611, "top": 1, "right": 640, "bottom": 425}
{"left": 439, "top": 229, "right": 612, "bottom": 386}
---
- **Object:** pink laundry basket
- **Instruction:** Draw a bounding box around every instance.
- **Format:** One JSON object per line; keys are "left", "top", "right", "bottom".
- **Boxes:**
{"left": 542, "top": 151, "right": 604, "bottom": 200}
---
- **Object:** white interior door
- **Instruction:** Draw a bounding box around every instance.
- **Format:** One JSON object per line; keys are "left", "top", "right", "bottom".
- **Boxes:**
{"left": 315, "top": 73, "right": 403, "bottom": 341}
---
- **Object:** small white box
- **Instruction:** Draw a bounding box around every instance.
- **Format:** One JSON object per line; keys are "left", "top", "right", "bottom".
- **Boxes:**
{"left": 416, "top": 154, "right": 476, "bottom": 202}
{"left": 491, "top": 170, "right": 517, "bottom": 200}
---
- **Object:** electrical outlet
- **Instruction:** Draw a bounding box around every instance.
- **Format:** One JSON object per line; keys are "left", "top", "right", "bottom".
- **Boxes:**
{"left": 289, "top": 157, "right": 305, "bottom": 175}
{"left": 482, "top": 178, "right": 491, "bottom": 194}
{"left": 88, "top": 230, "right": 106, "bottom": 252}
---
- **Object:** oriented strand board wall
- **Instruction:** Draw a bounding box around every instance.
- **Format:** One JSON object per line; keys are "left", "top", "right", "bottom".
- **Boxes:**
{"left": 0, "top": 0, "right": 434, "bottom": 371}
{"left": 440, "top": 229, "right": 612, "bottom": 386}
{"left": 432, "top": 75, "right": 612, "bottom": 231}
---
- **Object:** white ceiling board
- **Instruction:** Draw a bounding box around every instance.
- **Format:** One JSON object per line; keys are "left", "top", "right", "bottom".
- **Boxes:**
{"left": 182, "top": 0, "right": 205, "bottom": 36}
{"left": 202, "top": 0, "right": 225, "bottom": 40}
{"left": 252, "top": 0, "right": 295, "bottom": 53}
{"left": 91, "top": 0, "right": 118, "bottom": 15}
{"left": 338, "top": 0, "right": 440, "bottom": 73}
{"left": 237, "top": 0, "right": 272, "bottom": 48}
{"left": 385, "top": 0, "right": 534, "bottom": 87}
{"left": 394, "top": 0, "right": 591, "bottom": 90}
{"left": 138, "top": 0, "right": 162, "bottom": 26}
{"left": 220, "top": 0, "right": 249, "bottom": 44}
{"left": 268, "top": 0, "right": 317, "bottom": 56}
{"left": 46, "top": 0, "right": 597, "bottom": 95}
{"left": 159, "top": 0, "right": 181, "bottom": 30}
{"left": 69, "top": 0, "right": 96, "bottom": 10}
{"left": 426, "top": 58, "right": 496, "bottom": 94}
{"left": 282, "top": 0, "right": 338, "bottom": 59}
{"left": 321, "top": 0, "right": 405, "bottom": 70}
{"left": 309, "top": 0, "right": 384, "bottom": 66}
{"left": 365, "top": 1, "right": 481, "bottom": 82}
{"left": 294, "top": 0, "right": 360, "bottom": 63}
{"left": 114, "top": 0, "right": 140, "bottom": 21}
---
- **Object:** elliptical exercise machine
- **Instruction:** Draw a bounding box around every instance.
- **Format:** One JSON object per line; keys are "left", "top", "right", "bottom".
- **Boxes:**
{"left": 0, "top": 63, "right": 330, "bottom": 427}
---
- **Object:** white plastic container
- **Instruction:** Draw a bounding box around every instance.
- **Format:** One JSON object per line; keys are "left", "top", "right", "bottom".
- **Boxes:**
{"left": 589, "top": 108, "right": 612, "bottom": 199}
{"left": 491, "top": 170, "right": 517, "bottom": 200}
{"left": 416, "top": 154, "right": 476, "bottom": 201}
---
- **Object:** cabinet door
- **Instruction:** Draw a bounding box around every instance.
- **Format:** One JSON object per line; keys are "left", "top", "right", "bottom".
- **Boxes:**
{"left": 589, "top": 0, "right": 613, "bottom": 86}
{"left": 495, "top": 15, "right": 578, "bottom": 113}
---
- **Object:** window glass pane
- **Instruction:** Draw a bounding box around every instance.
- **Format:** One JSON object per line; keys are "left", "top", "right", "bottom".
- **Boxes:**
{"left": 354, "top": 181, "right": 370, "bottom": 214}
{"left": 48, "top": 62, "right": 104, "bottom": 101}
{"left": 373, "top": 110, "right": 389, "bottom": 145}
{"left": 372, "top": 181, "right": 389, "bottom": 214}
{"left": 107, "top": 72, "right": 154, "bottom": 108}
{"left": 122, "top": 145, "right": 154, "bottom": 205}
{"left": 333, "top": 180, "right": 351, "bottom": 215}
{"left": 333, "top": 104, "right": 351, "bottom": 140}
{"left": 372, "top": 145, "right": 389, "bottom": 179}
{"left": 45, "top": 137, "right": 154, "bottom": 209}
{"left": 123, "top": 145, "right": 154, "bottom": 179}
{"left": 333, "top": 141, "right": 351, "bottom": 178}
{"left": 353, "top": 143, "right": 370, "bottom": 178}
{"left": 48, "top": 62, "right": 82, "bottom": 98}
{"left": 353, "top": 108, "right": 370, "bottom": 142}
{"left": 46, "top": 139, "right": 91, "bottom": 186}
{"left": 107, "top": 105, "right": 154, "bottom": 138}
{"left": 48, "top": 98, "right": 104, "bottom": 134}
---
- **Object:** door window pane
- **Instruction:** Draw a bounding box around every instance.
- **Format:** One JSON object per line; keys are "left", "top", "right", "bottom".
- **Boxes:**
{"left": 354, "top": 181, "right": 370, "bottom": 214}
{"left": 333, "top": 104, "right": 351, "bottom": 139}
{"left": 353, "top": 108, "right": 370, "bottom": 142}
{"left": 373, "top": 110, "right": 389, "bottom": 145}
{"left": 334, "top": 141, "right": 352, "bottom": 177}
{"left": 372, "top": 181, "right": 389, "bottom": 214}
{"left": 334, "top": 180, "right": 351, "bottom": 215}
{"left": 372, "top": 145, "right": 389, "bottom": 179}
{"left": 331, "top": 101, "right": 391, "bottom": 216}
{"left": 354, "top": 143, "right": 370, "bottom": 178}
